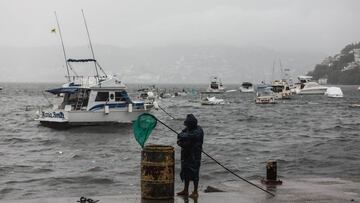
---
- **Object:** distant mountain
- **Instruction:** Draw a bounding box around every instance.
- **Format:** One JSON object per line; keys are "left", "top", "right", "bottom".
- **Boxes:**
{"left": 0, "top": 45, "right": 325, "bottom": 84}
{"left": 308, "top": 42, "right": 360, "bottom": 85}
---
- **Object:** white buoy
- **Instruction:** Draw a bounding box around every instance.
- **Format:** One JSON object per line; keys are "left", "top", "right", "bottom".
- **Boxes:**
{"left": 325, "top": 87, "right": 343, "bottom": 98}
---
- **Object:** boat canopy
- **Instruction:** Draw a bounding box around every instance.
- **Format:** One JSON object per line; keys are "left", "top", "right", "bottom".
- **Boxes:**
{"left": 67, "top": 58, "right": 96, "bottom": 63}
{"left": 242, "top": 82, "right": 253, "bottom": 87}
{"left": 46, "top": 87, "right": 80, "bottom": 94}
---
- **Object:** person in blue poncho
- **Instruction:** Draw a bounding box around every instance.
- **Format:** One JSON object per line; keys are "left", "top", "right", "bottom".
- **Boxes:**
{"left": 177, "top": 114, "right": 204, "bottom": 198}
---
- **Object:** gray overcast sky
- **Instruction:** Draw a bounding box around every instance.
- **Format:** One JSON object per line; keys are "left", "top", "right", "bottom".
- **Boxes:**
{"left": 0, "top": 0, "right": 359, "bottom": 54}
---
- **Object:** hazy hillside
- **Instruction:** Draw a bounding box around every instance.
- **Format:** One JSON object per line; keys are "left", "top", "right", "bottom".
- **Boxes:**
{"left": 0, "top": 45, "right": 325, "bottom": 84}
{"left": 308, "top": 42, "right": 360, "bottom": 85}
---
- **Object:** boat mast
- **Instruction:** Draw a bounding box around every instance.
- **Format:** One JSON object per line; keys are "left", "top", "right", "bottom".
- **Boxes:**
{"left": 54, "top": 11, "right": 71, "bottom": 82}
{"left": 81, "top": 9, "right": 100, "bottom": 81}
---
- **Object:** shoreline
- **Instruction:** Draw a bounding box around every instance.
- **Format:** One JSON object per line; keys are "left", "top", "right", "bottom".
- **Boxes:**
{"left": 0, "top": 177, "right": 359, "bottom": 203}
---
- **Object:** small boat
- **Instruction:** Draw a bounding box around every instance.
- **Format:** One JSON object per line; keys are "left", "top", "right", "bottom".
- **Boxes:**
{"left": 271, "top": 80, "right": 292, "bottom": 99}
{"left": 0, "top": 87, "right": 2, "bottom": 90}
{"left": 325, "top": 87, "right": 343, "bottom": 98}
{"left": 201, "top": 96, "right": 225, "bottom": 105}
{"left": 239, "top": 82, "right": 254, "bottom": 93}
{"left": 206, "top": 76, "right": 225, "bottom": 93}
{"left": 255, "top": 86, "right": 276, "bottom": 104}
{"left": 358, "top": 86, "right": 360, "bottom": 91}
{"left": 298, "top": 82, "right": 328, "bottom": 95}
{"left": 200, "top": 92, "right": 225, "bottom": 105}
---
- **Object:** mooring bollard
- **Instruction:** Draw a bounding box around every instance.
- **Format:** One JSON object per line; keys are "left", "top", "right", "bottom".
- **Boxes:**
{"left": 141, "top": 145, "right": 175, "bottom": 199}
{"left": 261, "top": 160, "right": 282, "bottom": 185}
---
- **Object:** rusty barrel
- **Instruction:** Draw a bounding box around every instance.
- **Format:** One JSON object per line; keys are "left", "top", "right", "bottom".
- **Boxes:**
{"left": 141, "top": 145, "right": 174, "bottom": 199}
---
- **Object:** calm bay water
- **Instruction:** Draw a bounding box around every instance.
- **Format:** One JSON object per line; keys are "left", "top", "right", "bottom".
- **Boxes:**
{"left": 0, "top": 82, "right": 359, "bottom": 200}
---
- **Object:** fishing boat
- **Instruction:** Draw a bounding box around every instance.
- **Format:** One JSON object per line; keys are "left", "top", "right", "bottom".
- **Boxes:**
{"left": 271, "top": 80, "right": 292, "bottom": 99}
{"left": 239, "top": 82, "right": 254, "bottom": 93}
{"left": 35, "top": 11, "right": 154, "bottom": 126}
{"left": 255, "top": 85, "right": 276, "bottom": 104}
{"left": 35, "top": 60, "right": 153, "bottom": 126}
{"left": 206, "top": 76, "right": 225, "bottom": 93}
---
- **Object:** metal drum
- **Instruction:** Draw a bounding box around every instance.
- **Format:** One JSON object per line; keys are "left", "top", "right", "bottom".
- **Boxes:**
{"left": 141, "top": 145, "right": 174, "bottom": 199}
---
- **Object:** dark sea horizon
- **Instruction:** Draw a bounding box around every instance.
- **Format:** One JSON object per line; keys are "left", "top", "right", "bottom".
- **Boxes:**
{"left": 0, "top": 82, "right": 359, "bottom": 200}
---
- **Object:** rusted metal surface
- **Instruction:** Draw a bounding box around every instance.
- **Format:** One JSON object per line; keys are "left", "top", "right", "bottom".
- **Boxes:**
{"left": 261, "top": 160, "right": 283, "bottom": 185}
{"left": 141, "top": 145, "right": 175, "bottom": 199}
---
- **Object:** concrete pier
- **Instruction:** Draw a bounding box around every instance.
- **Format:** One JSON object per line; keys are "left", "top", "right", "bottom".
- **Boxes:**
{"left": 0, "top": 177, "right": 359, "bottom": 203}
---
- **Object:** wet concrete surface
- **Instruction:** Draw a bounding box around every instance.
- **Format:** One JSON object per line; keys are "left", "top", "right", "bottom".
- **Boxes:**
{"left": 0, "top": 178, "right": 359, "bottom": 203}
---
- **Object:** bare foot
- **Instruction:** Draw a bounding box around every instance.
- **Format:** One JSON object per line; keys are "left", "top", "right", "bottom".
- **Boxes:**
{"left": 189, "top": 191, "right": 199, "bottom": 198}
{"left": 176, "top": 190, "right": 189, "bottom": 196}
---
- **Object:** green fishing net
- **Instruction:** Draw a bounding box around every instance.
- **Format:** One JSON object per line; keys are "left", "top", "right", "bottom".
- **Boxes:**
{"left": 133, "top": 113, "right": 158, "bottom": 148}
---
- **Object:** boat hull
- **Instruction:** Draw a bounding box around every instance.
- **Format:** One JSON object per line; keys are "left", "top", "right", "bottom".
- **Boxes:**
{"left": 239, "top": 87, "right": 254, "bottom": 93}
{"left": 36, "top": 108, "right": 150, "bottom": 126}
{"left": 298, "top": 88, "right": 327, "bottom": 95}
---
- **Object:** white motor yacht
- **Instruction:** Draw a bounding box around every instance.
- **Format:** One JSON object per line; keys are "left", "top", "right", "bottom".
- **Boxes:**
{"left": 206, "top": 76, "right": 225, "bottom": 93}
{"left": 298, "top": 82, "right": 328, "bottom": 95}
{"left": 239, "top": 82, "right": 254, "bottom": 93}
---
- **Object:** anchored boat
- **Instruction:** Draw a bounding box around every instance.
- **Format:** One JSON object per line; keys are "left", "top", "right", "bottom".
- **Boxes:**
{"left": 206, "top": 76, "right": 225, "bottom": 93}
{"left": 239, "top": 82, "right": 254, "bottom": 93}
{"left": 35, "top": 12, "right": 153, "bottom": 126}
{"left": 36, "top": 63, "right": 153, "bottom": 126}
{"left": 271, "top": 80, "right": 292, "bottom": 99}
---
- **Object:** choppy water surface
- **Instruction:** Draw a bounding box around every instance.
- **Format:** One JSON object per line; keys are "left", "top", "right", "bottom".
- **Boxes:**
{"left": 0, "top": 83, "right": 359, "bottom": 200}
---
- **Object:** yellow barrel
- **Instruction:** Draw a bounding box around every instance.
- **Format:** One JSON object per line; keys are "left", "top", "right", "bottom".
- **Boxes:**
{"left": 141, "top": 145, "right": 174, "bottom": 199}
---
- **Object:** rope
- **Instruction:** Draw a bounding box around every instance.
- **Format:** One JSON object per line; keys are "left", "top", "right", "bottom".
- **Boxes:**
{"left": 153, "top": 116, "right": 275, "bottom": 197}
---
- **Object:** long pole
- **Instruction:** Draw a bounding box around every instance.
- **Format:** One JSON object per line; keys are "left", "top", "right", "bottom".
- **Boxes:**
{"left": 54, "top": 11, "right": 71, "bottom": 82}
{"left": 153, "top": 116, "right": 275, "bottom": 197}
{"left": 81, "top": 9, "right": 100, "bottom": 80}
{"left": 158, "top": 105, "right": 176, "bottom": 120}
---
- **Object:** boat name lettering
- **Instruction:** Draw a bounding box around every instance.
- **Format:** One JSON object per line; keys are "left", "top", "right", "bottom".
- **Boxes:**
{"left": 42, "top": 112, "right": 64, "bottom": 119}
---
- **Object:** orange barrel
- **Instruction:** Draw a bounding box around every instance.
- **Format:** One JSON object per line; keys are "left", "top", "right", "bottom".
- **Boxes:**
{"left": 141, "top": 145, "right": 175, "bottom": 199}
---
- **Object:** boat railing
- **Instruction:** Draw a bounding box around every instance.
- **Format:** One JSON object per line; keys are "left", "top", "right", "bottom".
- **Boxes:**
{"left": 66, "top": 75, "right": 106, "bottom": 87}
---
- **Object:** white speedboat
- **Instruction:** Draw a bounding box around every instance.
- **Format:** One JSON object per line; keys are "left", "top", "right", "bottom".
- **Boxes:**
{"left": 298, "top": 82, "right": 328, "bottom": 95}
{"left": 35, "top": 58, "right": 153, "bottom": 127}
{"left": 206, "top": 76, "right": 225, "bottom": 93}
{"left": 271, "top": 80, "right": 292, "bottom": 99}
{"left": 325, "top": 87, "right": 343, "bottom": 98}
{"left": 239, "top": 82, "right": 254, "bottom": 93}
{"left": 292, "top": 76, "right": 313, "bottom": 94}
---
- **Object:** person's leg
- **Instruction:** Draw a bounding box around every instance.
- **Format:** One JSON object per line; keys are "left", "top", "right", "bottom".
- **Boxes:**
{"left": 189, "top": 180, "right": 199, "bottom": 198}
{"left": 177, "top": 179, "right": 189, "bottom": 196}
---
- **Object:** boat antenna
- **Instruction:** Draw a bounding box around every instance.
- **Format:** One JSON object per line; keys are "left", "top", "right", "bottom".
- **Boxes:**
{"left": 54, "top": 11, "right": 71, "bottom": 82}
{"left": 279, "top": 58, "right": 283, "bottom": 79}
{"left": 81, "top": 9, "right": 100, "bottom": 80}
